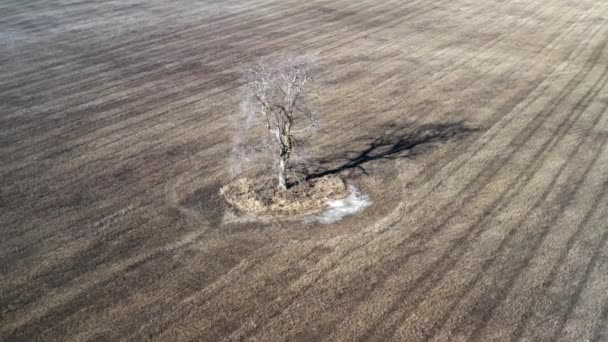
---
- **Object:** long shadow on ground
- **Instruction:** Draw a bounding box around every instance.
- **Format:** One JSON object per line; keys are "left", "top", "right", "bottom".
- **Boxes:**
{"left": 301, "top": 121, "right": 478, "bottom": 179}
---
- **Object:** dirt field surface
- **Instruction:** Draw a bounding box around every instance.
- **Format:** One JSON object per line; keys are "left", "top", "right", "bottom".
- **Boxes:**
{"left": 2, "top": 0, "right": 608, "bottom": 340}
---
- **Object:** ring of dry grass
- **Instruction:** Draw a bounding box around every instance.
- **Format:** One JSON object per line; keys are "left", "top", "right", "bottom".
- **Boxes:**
{"left": 220, "top": 175, "right": 347, "bottom": 218}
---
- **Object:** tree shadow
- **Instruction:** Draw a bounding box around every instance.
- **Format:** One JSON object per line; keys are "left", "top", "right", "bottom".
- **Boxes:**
{"left": 299, "top": 121, "right": 478, "bottom": 180}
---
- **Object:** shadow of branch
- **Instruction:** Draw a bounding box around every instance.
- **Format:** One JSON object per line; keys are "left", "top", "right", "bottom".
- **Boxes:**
{"left": 302, "top": 121, "right": 478, "bottom": 179}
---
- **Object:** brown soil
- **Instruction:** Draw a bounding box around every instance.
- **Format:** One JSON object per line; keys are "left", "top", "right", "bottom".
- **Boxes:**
{"left": 2, "top": 0, "right": 608, "bottom": 341}
{"left": 221, "top": 176, "right": 347, "bottom": 217}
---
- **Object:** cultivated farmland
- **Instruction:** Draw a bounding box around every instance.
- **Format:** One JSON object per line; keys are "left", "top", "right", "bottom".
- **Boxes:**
{"left": 1, "top": 0, "right": 608, "bottom": 340}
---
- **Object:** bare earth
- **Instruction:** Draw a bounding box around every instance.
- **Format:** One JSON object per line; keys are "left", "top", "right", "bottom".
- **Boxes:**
{"left": 1, "top": 0, "right": 608, "bottom": 341}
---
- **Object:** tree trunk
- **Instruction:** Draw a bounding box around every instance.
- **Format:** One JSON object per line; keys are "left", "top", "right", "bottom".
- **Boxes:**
{"left": 277, "top": 127, "right": 291, "bottom": 192}
{"left": 278, "top": 156, "right": 287, "bottom": 191}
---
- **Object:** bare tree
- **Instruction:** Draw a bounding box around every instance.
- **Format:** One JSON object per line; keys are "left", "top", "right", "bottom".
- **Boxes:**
{"left": 241, "top": 56, "right": 318, "bottom": 191}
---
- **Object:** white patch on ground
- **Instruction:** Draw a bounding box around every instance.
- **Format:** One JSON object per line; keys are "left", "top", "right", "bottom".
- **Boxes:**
{"left": 0, "top": 31, "right": 27, "bottom": 50}
{"left": 311, "top": 185, "right": 371, "bottom": 224}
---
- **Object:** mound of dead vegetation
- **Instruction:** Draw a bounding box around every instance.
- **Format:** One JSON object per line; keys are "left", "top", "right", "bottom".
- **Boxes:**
{"left": 221, "top": 175, "right": 347, "bottom": 217}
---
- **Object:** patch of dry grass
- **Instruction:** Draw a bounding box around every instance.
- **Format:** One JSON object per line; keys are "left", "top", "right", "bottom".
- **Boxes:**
{"left": 220, "top": 175, "right": 347, "bottom": 217}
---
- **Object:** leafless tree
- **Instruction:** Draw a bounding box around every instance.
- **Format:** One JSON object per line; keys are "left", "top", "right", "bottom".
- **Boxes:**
{"left": 240, "top": 55, "right": 319, "bottom": 191}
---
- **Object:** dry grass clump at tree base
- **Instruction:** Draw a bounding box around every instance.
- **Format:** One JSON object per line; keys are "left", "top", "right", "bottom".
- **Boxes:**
{"left": 221, "top": 175, "right": 347, "bottom": 217}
